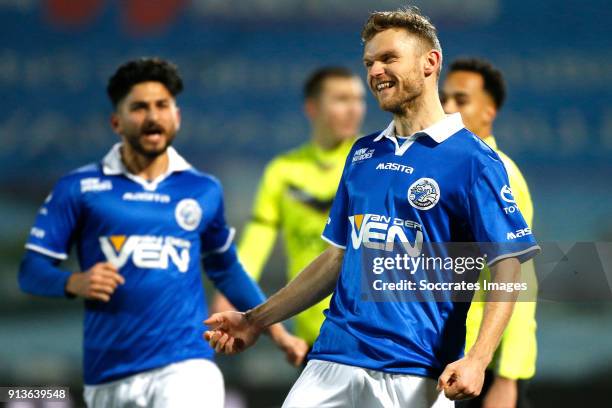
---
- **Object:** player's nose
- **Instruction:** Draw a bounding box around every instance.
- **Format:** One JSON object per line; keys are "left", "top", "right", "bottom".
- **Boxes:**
{"left": 369, "top": 61, "right": 385, "bottom": 77}
{"left": 145, "top": 106, "right": 160, "bottom": 121}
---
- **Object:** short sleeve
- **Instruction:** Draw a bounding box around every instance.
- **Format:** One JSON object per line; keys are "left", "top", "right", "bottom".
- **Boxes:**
{"left": 321, "top": 154, "right": 351, "bottom": 249}
{"left": 499, "top": 152, "right": 534, "bottom": 227}
{"left": 201, "top": 185, "right": 235, "bottom": 255}
{"left": 468, "top": 163, "right": 540, "bottom": 265}
{"left": 25, "top": 177, "right": 81, "bottom": 260}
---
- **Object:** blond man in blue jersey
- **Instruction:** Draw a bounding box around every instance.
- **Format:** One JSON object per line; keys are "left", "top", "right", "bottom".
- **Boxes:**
{"left": 442, "top": 58, "right": 537, "bottom": 408}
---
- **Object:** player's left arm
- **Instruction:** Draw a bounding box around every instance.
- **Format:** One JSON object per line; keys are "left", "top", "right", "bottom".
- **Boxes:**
{"left": 488, "top": 156, "right": 538, "bottom": 407}
{"left": 438, "top": 256, "right": 520, "bottom": 400}
{"left": 441, "top": 159, "right": 540, "bottom": 401}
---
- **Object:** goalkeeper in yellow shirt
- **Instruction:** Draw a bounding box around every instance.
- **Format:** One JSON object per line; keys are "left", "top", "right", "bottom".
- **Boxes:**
{"left": 442, "top": 58, "right": 537, "bottom": 408}
{"left": 212, "top": 67, "right": 366, "bottom": 353}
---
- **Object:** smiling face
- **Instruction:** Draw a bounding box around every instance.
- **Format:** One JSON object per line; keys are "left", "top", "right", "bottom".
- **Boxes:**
{"left": 111, "top": 81, "right": 181, "bottom": 158}
{"left": 363, "top": 28, "right": 429, "bottom": 115}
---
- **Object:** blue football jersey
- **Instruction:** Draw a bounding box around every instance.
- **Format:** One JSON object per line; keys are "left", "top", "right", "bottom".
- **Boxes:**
{"left": 311, "top": 113, "right": 540, "bottom": 378}
{"left": 25, "top": 144, "right": 236, "bottom": 384}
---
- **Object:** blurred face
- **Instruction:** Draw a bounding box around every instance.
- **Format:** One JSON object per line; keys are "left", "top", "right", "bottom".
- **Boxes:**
{"left": 363, "top": 28, "right": 427, "bottom": 114}
{"left": 308, "top": 76, "right": 366, "bottom": 142}
{"left": 441, "top": 71, "right": 495, "bottom": 137}
{"left": 111, "top": 81, "right": 181, "bottom": 158}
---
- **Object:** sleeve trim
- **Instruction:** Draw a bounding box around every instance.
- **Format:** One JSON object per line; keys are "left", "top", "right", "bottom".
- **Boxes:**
{"left": 205, "top": 227, "right": 236, "bottom": 255}
{"left": 250, "top": 216, "right": 279, "bottom": 228}
{"left": 321, "top": 234, "right": 346, "bottom": 250}
{"left": 25, "top": 244, "right": 68, "bottom": 260}
{"left": 487, "top": 245, "right": 541, "bottom": 266}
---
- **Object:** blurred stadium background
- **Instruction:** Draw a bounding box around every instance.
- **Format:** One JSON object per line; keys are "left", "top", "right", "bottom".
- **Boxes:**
{"left": 1, "top": 0, "right": 611, "bottom": 406}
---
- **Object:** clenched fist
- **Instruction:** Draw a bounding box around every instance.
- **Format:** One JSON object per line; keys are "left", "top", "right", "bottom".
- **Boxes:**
{"left": 437, "top": 355, "right": 487, "bottom": 400}
{"left": 65, "top": 262, "right": 125, "bottom": 302}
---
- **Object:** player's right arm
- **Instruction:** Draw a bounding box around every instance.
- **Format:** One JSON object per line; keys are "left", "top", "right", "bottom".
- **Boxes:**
{"left": 19, "top": 252, "right": 123, "bottom": 301}
{"left": 206, "top": 145, "right": 353, "bottom": 353}
{"left": 17, "top": 174, "right": 124, "bottom": 301}
{"left": 204, "top": 245, "right": 343, "bottom": 354}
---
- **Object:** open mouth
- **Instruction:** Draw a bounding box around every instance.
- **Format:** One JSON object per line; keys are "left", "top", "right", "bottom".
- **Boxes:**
{"left": 375, "top": 81, "right": 395, "bottom": 92}
{"left": 141, "top": 126, "right": 165, "bottom": 140}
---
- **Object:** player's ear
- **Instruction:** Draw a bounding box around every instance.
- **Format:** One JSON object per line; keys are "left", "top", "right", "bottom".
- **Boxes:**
{"left": 176, "top": 106, "right": 181, "bottom": 132}
{"left": 110, "top": 112, "right": 121, "bottom": 134}
{"left": 483, "top": 104, "right": 497, "bottom": 123}
{"left": 424, "top": 49, "right": 441, "bottom": 78}
{"left": 304, "top": 98, "right": 318, "bottom": 121}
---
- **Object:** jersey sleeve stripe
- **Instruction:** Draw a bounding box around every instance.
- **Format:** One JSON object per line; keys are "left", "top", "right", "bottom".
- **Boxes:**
{"left": 25, "top": 244, "right": 68, "bottom": 260}
{"left": 207, "top": 227, "right": 236, "bottom": 255}
{"left": 250, "top": 216, "right": 278, "bottom": 228}
{"left": 486, "top": 245, "right": 541, "bottom": 266}
{"left": 321, "top": 234, "right": 346, "bottom": 250}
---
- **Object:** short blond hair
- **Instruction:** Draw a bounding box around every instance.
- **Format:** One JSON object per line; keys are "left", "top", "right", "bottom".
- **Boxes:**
{"left": 361, "top": 7, "right": 442, "bottom": 55}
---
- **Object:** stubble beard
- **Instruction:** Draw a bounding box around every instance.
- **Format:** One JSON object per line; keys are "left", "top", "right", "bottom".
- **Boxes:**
{"left": 125, "top": 128, "right": 176, "bottom": 159}
{"left": 379, "top": 73, "right": 424, "bottom": 116}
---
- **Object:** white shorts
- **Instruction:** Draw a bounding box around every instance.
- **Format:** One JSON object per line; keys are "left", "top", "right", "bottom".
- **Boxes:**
{"left": 83, "top": 358, "right": 223, "bottom": 408}
{"left": 282, "top": 359, "right": 454, "bottom": 408}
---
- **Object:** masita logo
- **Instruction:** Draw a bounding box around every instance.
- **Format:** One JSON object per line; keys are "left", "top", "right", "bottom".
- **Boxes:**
{"left": 376, "top": 162, "right": 414, "bottom": 174}
{"left": 100, "top": 235, "right": 191, "bottom": 272}
{"left": 348, "top": 214, "right": 423, "bottom": 255}
{"left": 123, "top": 192, "right": 171, "bottom": 203}
{"left": 506, "top": 227, "right": 532, "bottom": 240}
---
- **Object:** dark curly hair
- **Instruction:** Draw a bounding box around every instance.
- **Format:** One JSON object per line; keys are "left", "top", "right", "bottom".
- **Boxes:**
{"left": 106, "top": 57, "right": 184, "bottom": 108}
{"left": 448, "top": 58, "right": 506, "bottom": 109}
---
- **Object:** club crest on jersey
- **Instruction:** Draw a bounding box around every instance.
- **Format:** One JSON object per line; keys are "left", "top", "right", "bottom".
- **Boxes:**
{"left": 408, "top": 178, "right": 440, "bottom": 210}
{"left": 175, "top": 199, "right": 202, "bottom": 231}
{"left": 500, "top": 185, "right": 515, "bottom": 203}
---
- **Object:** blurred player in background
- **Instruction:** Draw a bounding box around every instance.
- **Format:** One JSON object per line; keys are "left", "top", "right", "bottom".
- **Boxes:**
{"left": 205, "top": 8, "right": 540, "bottom": 408}
{"left": 212, "top": 66, "right": 366, "bottom": 351}
{"left": 18, "top": 57, "right": 304, "bottom": 408}
{"left": 442, "top": 58, "right": 537, "bottom": 408}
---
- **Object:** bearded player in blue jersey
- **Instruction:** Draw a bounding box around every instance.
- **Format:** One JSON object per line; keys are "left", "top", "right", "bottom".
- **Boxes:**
{"left": 18, "top": 57, "right": 307, "bottom": 408}
{"left": 205, "top": 8, "right": 540, "bottom": 408}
